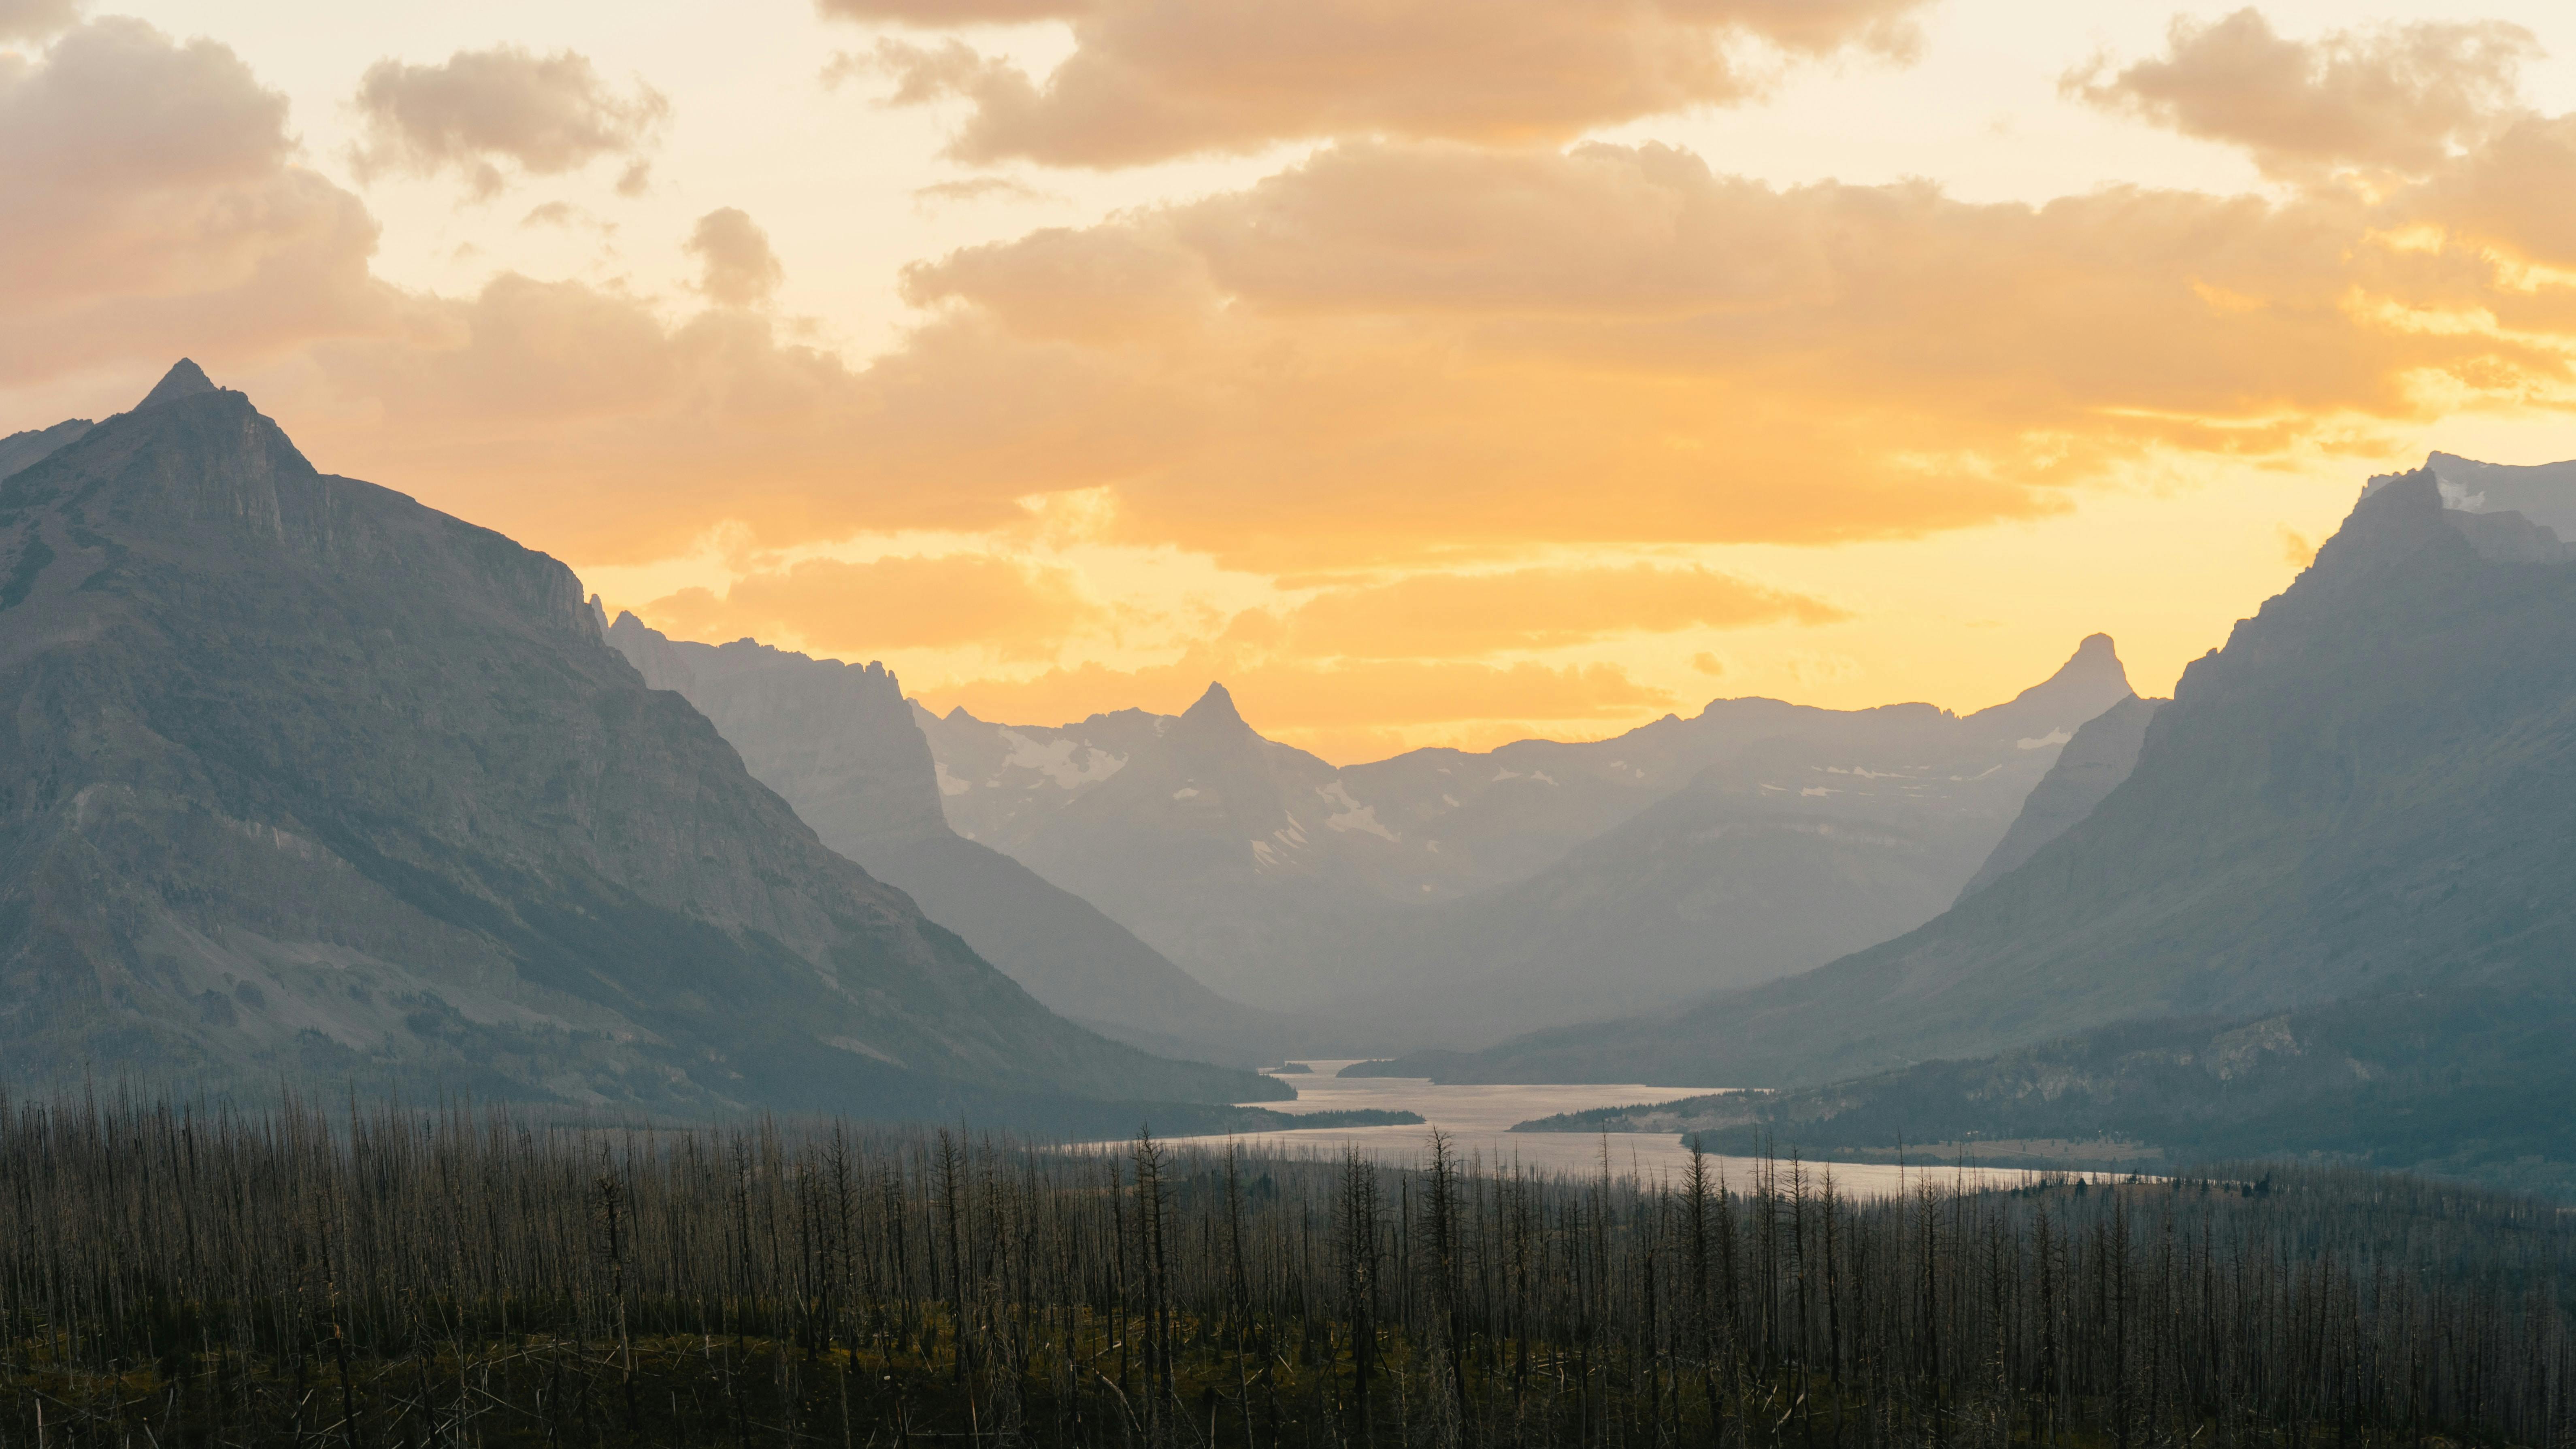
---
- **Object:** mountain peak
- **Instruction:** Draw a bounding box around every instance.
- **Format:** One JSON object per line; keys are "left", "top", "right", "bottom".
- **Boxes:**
{"left": 1183, "top": 681, "right": 1247, "bottom": 730}
{"left": 1966, "top": 632, "right": 2133, "bottom": 734}
{"left": 136, "top": 359, "right": 217, "bottom": 411}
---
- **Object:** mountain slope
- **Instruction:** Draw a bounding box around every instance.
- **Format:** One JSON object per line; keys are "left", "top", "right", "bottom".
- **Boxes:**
{"left": 1389, "top": 467, "right": 2576, "bottom": 1086}
{"left": 0, "top": 362, "right": 1273, "bottom": 1116}
{"left": 603, "top": 619, "right": 1295, "bottom": 1065}
{"left": 0, "top": 419, "right": 90, "bottom": 483}
{"left": 1318, "top": 638, "right": 2137, "bottom": 1047}
{"left": 1955, "top": 693, "right": 2162, "bottom": 901}
{"left": 1524, "top": 988, "right": 2576, "bottom": 1194}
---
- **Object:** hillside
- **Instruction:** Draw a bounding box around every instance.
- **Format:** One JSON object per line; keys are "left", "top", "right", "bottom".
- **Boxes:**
{"left": 0, "top": 362, "right": 1279, "bottom": 1119}
{"left": 1378, "top": 467, "right": 2576, "bottom": 1086}
{"left": 604, "top": 618, "right": 1296, "bottom": 1065}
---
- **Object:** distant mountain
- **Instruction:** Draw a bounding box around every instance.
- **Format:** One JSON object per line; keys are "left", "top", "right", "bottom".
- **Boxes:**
{"left": 1387, "top": 462, "right": 2576, "bottom": 1088}
{"left": 920, "top": 684, "right": 1403, "bottom": 1009}
{"left": 603, "top": 618, "right": 1296, "bottom": 1066}
{"left": 1314, "top": 638, "right": 2139, "bottom": 1047}
{"left": 2412, "top": 451, "right": 2576, "bottom": 539}
{"left": 919, "top": 643, "right": 2127, "bottom": 1029}
{"left": 0, "top": 362, "right": 1277, "bottom": 1120}
{"left": 0, "top": 419, "right": 90, "bottom": 483}
{"left": 1955, "top": 693, "right": 2161, "bottom": 902}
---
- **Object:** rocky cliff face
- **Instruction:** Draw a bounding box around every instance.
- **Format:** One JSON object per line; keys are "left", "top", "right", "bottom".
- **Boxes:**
{"left": 0, "top": 362, "right": 1271, "bottom": 1116}
{"left": 603, "top": 617, "right": 1296, "bottom": 1066}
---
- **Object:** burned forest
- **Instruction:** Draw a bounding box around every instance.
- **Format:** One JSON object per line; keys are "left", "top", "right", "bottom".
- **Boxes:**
{"left": 0, "top": 1093, "right": 2571, "bottom": 1447}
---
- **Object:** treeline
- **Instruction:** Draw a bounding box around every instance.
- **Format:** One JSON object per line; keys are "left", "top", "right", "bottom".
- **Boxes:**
{"left": 1, "top": 1092, "right": 2572, "bottom": 1447}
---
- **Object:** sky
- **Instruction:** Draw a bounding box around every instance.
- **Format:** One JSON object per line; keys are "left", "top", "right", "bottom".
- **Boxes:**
{"left": 8, "top": 0, "right": 2576, "bottom": 761}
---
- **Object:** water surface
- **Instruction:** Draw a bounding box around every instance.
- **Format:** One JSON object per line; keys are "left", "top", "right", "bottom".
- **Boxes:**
{"left": 1165, "top": 1060, "right": 2038, "bottom": 1198}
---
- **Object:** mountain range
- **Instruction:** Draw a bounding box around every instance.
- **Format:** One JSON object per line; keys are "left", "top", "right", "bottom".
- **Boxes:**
{"left": 916, "top": 641, "right": 2131, "bottom": 1045}
{"left": 603, "top": 618, "right": 1295, "bottom": 1065}
{"left": 0, "top": 362, "right": 1279, "bottom": 1124}
{"left": 1463, "top": 466, "right": 2576, "bottom": 1174}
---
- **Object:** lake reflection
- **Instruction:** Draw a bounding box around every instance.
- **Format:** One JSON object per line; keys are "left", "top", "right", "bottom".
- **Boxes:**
{"left": 1163, "top": 1060, "right": 2041, "bottom": 1199}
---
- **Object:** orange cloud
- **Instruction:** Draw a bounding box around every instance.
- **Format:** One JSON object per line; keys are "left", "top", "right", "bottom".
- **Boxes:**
{"left": 2066, "top": 9, "right": 2537, "bottom": 178}
{"left": 349, "top": 45, "right": 669, "bottom": 199}
{"left": 0, "top": 0, "right": 77, "bottom": 43}
{"left": 0, "top": 19, "right": 391, "bottom": 386}
{"left": 685, "top": 209, "right": 785, "bottom": 309}
{"left": 1282, "top": 563, "right": 1844, "bottom": 659}
{"left": 228, "top": 133, "right": 2576, "bottom": 578}
{"left": 2419, "top": 113, "right": 2576, "bottom": 268}
{"left": 841, "top": 0, "right": 1928, "bottom": 167}
{"left": 638, "top": 553, "right": 1095, "bottom": 661}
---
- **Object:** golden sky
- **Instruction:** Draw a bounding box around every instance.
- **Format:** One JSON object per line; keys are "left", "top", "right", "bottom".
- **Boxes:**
{"left": 9, "top": 0, "right": 2576, "bottom": 760}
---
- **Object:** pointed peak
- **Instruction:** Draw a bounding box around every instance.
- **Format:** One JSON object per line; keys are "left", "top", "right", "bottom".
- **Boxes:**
{"left": 2060, "top": 633, "right": 2121, "bottom": 674}
{"left": 136, "top": 359, "right": 217, "bottom": 411}
{"left": 1182, "top": 681, "right": 1247, "bottom": 730}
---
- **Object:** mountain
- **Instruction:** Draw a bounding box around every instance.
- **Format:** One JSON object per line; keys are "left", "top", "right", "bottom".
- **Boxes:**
{"left": 1313, "top": 638, "right": 2139, "bottom": 1047}
{"left": 1520, "top": 987, "right": 2576, "bottom": 1194}
{"left": 0, "top": 419, "right": 90, "bottom": 483}
{"left": 602, "top": 617, "right": 1296, "bottom": 1065}
{"left": 1954, "top": 693, "right": 2161, "bottom": 901}
{"left": 1385, "top": 462, "right": 2576, "bottom": 1088}
{"left": 919, "top": 685, "right": 1411, "bottom": 1008}
{"left": 0, "top": 362, "right": 1278, "bottom": 1119}
{"left": 2414, "top": 451, "right": 2576, "bottom": 538}
{"left": 918, "top": 641, "right": 2128, "bottom": 1024}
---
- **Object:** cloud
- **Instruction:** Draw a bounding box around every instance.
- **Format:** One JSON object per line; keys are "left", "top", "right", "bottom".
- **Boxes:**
{"left": 820, "top": 0, "right": 1080, "bottom": 22}
{"left": 2418, "top": 112, "right": 2576, "bottom": 268}
{"left": 349, "top": 45, "right": 669, "bottom": 200}
{"left": 637, "top": 552, "right": 1094, "bottom": 660}
{"left": 685, "top": 208, "right": 785, "bottom": 309}
{"left": 0, "top": 0, "right": 79, "bottom": 43}
{"left": 1282, "top": 563, "right": 1844, "bottom": 658}
{"left": 861, "top": 139, "right": 2562, "bottom": 566}
{"left": 2067, "top": 9, "right": 2539, "bottom": 177}
{"left": 0, "top": 19, "right": 390, "bottom": 385}
{"left": 912, "top": 176, "right": 1058, "bottom": 209}
{"left": 231, "top": 132, "right": 2576, "bottom": 582}
{"left": 843, "top": 0, "right": 1930, "bottom": 168}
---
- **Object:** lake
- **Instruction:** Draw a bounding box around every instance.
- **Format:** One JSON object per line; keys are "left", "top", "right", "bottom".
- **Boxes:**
{"left": 1158, "top": 1060, "right": 2046, "bottom": 1198}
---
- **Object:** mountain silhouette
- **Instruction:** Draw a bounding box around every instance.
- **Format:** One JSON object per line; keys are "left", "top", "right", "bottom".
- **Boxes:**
{"left": 605, "top": 617, "right": 1298, "bottom": 1065}
{"left": 1393, "top": 464, "right": 2576, "bottom": 1087}
{"left": 0, "top": 363, "right": 1272, "bottom": 1117}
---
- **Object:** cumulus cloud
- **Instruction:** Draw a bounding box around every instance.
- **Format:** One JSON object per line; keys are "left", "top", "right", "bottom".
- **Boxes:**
{"left": 685, "top": 209, "right": 785, "bottom": 309}
{"left": 0, "top": 0, "right": 80, "bottom": 43}
{"left": 841, "top": 0, "right": 1930, "bottom": 167}
{"left": 0, "top": 19, "right": 389, "bottom": 384}
{"left": 2067, "top": 9, "right": 2539, "bottom": 177}
{"left": 859, "top": 139, "right": 2559, "bottom": 566}
{"left": 1283, "top": 564, "right": 1844, "bottom": 659}
{"left": 2419, "top": 112, "right": 2576, "bottom": 267}
{"left": 640, "top": 553, "right": 1093, "bottom": 660}
{"left": 349, "top": 45, "right": 669, "bottom": 200}
{"left": 234, "top": 130, "right": 2576, "bottom": 581}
